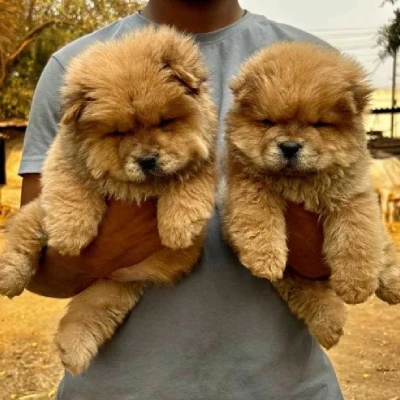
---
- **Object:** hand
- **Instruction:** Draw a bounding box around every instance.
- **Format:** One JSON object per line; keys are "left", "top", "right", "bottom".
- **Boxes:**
{"left": 28, "top": 198, "right": 164, "bottom": 297}
{"left": 68, "top": 198, "right": 164, "bottom": 278}
{"left": 285, "top": 202, "right": 331, "bottom": 279}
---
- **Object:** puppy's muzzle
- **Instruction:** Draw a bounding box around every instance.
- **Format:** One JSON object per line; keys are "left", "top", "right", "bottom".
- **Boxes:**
{"left": 279, "top": 141, "right": 302, "bottom": 160}
{"left": 138, "top": 154, "right": 159, "bottom": 173}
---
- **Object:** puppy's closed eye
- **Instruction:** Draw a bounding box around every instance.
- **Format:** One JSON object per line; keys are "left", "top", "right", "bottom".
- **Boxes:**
{"left": 313, "top": 121, "right": 333, "bottom": 128}
{"left": 158, "top": 118, "right": 176, "bottom": 129}
{"left": 107, "top": 130, "right": 125, "bottom": 137}
{"left": 261, "top": 118, "right": 275, "bottom": 127}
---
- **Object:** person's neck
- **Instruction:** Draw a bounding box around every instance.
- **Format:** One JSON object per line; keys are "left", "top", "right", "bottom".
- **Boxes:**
{"left": 140, "top": 0, "right": 243, "bottom": 33}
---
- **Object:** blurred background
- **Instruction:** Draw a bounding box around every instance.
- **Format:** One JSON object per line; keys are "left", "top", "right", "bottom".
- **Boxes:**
{"left": 0, "top": 1, "right": 399, "bottom": 399}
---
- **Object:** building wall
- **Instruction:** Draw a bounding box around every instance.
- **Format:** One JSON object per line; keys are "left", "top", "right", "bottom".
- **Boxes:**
{"left": 365, "top": 88, "right": 400, "bottom": 138}
{"left": 0, "top": 130, "right": 23, "bottom": 213}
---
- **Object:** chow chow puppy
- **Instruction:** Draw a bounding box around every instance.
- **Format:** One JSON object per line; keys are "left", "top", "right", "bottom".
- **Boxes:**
{"left": 221, "top": 41, "right": 400, "bottom": 349}
{"left": 0, "top": 26, "right": 217, "bottom": 374}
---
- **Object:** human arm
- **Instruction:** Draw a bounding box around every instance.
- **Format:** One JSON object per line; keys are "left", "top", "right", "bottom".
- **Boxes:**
{"left": 285, "top": 202, "right": 331, "bottom": 279}
{"left": 22, "top": 174, "right": 163, "bottom": 298}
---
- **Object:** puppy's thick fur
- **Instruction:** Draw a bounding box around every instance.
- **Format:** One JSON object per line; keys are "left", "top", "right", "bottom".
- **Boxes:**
{"left": 0, "top": 26, "right": 217, "bottom": 374}
{"left": 222, "top": 42, "right": 400, "bottom": 349}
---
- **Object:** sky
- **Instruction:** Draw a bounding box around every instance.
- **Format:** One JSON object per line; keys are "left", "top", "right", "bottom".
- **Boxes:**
{"left": 239, "top": 0, "right": 397, "bottom": 89}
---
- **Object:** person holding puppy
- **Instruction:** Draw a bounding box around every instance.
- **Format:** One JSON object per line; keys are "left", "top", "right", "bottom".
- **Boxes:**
{"left": 19, "top": 0, "right": 343, "bottom": 399}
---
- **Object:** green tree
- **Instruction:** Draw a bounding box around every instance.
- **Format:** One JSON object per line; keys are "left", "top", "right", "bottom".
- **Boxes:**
{"left": 377, "top": 0, "right": 400, "bottom": 137}
{"left": 377, "top": 10, "right": 400, "bottom": 60}
{"left": 0, "top": 0, "right": 144, "bottom": 119}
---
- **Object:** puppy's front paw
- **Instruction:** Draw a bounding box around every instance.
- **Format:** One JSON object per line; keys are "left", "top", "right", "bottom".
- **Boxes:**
{"left": 48, "top": 236, "right": 84, "bottom": 257}
{"left": 310, "top": 320, "right": 344, "bottom": 350}
{"left": 376, "top": 283, "right": 400, "bottom": 305}
{"left": 330, "top": 273, "right": 378, "bottom": 304}
{"left": 240, "top": 250, "right": 285, "bottom": 281}
{"left": 0, "top": 253, "right": 35, "bottom": 298}
{"left": 307, "top": 298, "right": 347, "bottom": 350}
{"left": 159, "top": 224, "right": 200, "bottom": 250}
{"left": 376, "top": 271, "right": 400, "bottom": 305}
{"left": 55, "top": 323, "right": 98, "bottom": 375}
{"left": 48, "top": 226, "right": 97, "bottom": 256}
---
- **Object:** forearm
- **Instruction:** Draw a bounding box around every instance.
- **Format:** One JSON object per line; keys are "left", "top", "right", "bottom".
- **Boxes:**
{"left": 285, "top": 202, "right": 331, "bottom": 279}
{"left": 20, "top": 174, "right": 93, "bottom": 298}
{"left": 19, "top": 175, "right": 165, "bottom": 297}
{"left": 27, "top": 247, "right": 94, "bottom": 298}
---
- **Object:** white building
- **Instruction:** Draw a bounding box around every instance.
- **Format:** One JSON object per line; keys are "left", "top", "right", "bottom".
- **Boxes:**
{"left": 366, "top": 88, "right": 400, "bottom": 138}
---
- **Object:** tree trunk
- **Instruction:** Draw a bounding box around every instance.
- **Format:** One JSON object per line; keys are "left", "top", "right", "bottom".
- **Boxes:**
{"left": 391, "top": 51, "right": 397, "bottom": 138}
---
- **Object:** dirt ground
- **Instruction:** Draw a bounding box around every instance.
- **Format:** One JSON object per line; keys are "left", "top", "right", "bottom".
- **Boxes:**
{"left": 0, "top": 229, "right": 399, "bottom": 400}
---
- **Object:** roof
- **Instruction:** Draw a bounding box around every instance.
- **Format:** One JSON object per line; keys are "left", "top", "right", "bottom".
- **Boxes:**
{"left": 370, "top": 107, "right": 400, "bottom": 114}
{"left": 0, "top": 119, "right": 28, "bottom": 128}
{"left": 0, "top": 119, "right": 28, "bottom": 136}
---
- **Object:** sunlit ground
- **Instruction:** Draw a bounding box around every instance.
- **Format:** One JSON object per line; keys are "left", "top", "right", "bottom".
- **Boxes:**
{"left": 0, "top": 227, "right": 399, "bottom": 400}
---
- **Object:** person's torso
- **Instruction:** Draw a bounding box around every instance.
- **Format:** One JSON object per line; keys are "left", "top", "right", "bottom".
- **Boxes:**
{"left": 55, "top": 12, "right": 343, "bottom": 400}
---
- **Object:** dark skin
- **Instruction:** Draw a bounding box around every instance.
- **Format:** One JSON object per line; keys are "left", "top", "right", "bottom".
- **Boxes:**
{"left": 141, "top": 0, "right": 244, "bottom": 33}
{"left": 24, "top": 0, "right": 330, "bottom": 299}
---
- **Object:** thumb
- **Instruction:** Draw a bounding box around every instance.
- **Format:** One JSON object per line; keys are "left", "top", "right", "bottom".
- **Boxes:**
{"left": 108, "top": 266, "right": 143, "bottom": 282}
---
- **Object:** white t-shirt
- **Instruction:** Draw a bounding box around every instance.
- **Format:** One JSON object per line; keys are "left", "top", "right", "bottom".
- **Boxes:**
{"left": 20, "top": 11, "right": 343, "bottom": 400}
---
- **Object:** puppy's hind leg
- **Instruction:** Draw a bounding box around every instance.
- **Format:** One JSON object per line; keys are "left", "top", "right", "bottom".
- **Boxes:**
{"left": 55, "top": 280, "right": 144, "bottom": 375}
{"left": 273, "top": 270, "right": 347, "bottom": 350}
{"left": 379, "top": 189, "right": 390, "bottom": 226}
{"left": 0, "top": 198, "right": 46, "bottom": 298}
{"left": 388, "top": 199, "right": 396, "bottom": 232}
{"left": 376, "top": 229, "right": 400, "bottom": 304}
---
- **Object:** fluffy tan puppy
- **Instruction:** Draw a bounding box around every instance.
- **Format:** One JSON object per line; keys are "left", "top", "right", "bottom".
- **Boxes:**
{"left": 221, "top": 41, "right": 400, "bottom": 349}
{"left": 0, "top": 26, "right": 217, "bottom": 374}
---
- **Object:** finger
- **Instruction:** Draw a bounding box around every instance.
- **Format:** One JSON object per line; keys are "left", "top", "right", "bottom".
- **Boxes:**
{"left": 108, "top": 266, "right": 142, "bottom": 282}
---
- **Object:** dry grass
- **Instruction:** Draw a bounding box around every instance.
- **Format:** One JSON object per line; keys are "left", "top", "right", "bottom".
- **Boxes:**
{"left": 0, "top": 292, "right": 66, "bottom": 400}
{"left": 0, "top": 227, "right": 399, "bottom": 399}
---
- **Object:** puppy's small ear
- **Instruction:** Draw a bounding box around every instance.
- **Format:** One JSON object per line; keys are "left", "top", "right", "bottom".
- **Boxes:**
{"left": 162, "top": 60, "right": 207, "bottom": 96}
{"left": 350, "top": 81, "right": 372, "bottom": 115}
{"left": 230, "top": 76, "right": 244, "bottom": 96}
{"left": 60, "top": 88, "right": 93, "bottom": 126}
{"left": 344, "top": 59, "right": 372, "bottom": 115}
{"left": 61, "top": 97, "right": 85, "bottom": 126}
{"left": 230, "top": 75, "right": 262, "bottom": 104}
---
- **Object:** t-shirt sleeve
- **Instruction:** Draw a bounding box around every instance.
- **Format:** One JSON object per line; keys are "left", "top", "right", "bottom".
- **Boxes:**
{"left": 18, "top": 56, "right": 65, "bottom": 176}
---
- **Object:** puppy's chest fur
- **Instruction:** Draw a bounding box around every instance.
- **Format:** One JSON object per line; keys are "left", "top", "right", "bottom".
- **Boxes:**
{"left": 85, "top": 175, "right": 168, "bottom": 203}
{"left": 264, "top": 162, "right": 372, "bottom": 214}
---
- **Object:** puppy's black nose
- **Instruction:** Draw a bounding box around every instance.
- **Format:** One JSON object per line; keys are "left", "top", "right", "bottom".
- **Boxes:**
{"left": 279, "top": 142, "right": 302, "bottom": 158}
{"left": 139, "top": 155, "right": 158, "bottom": 172}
